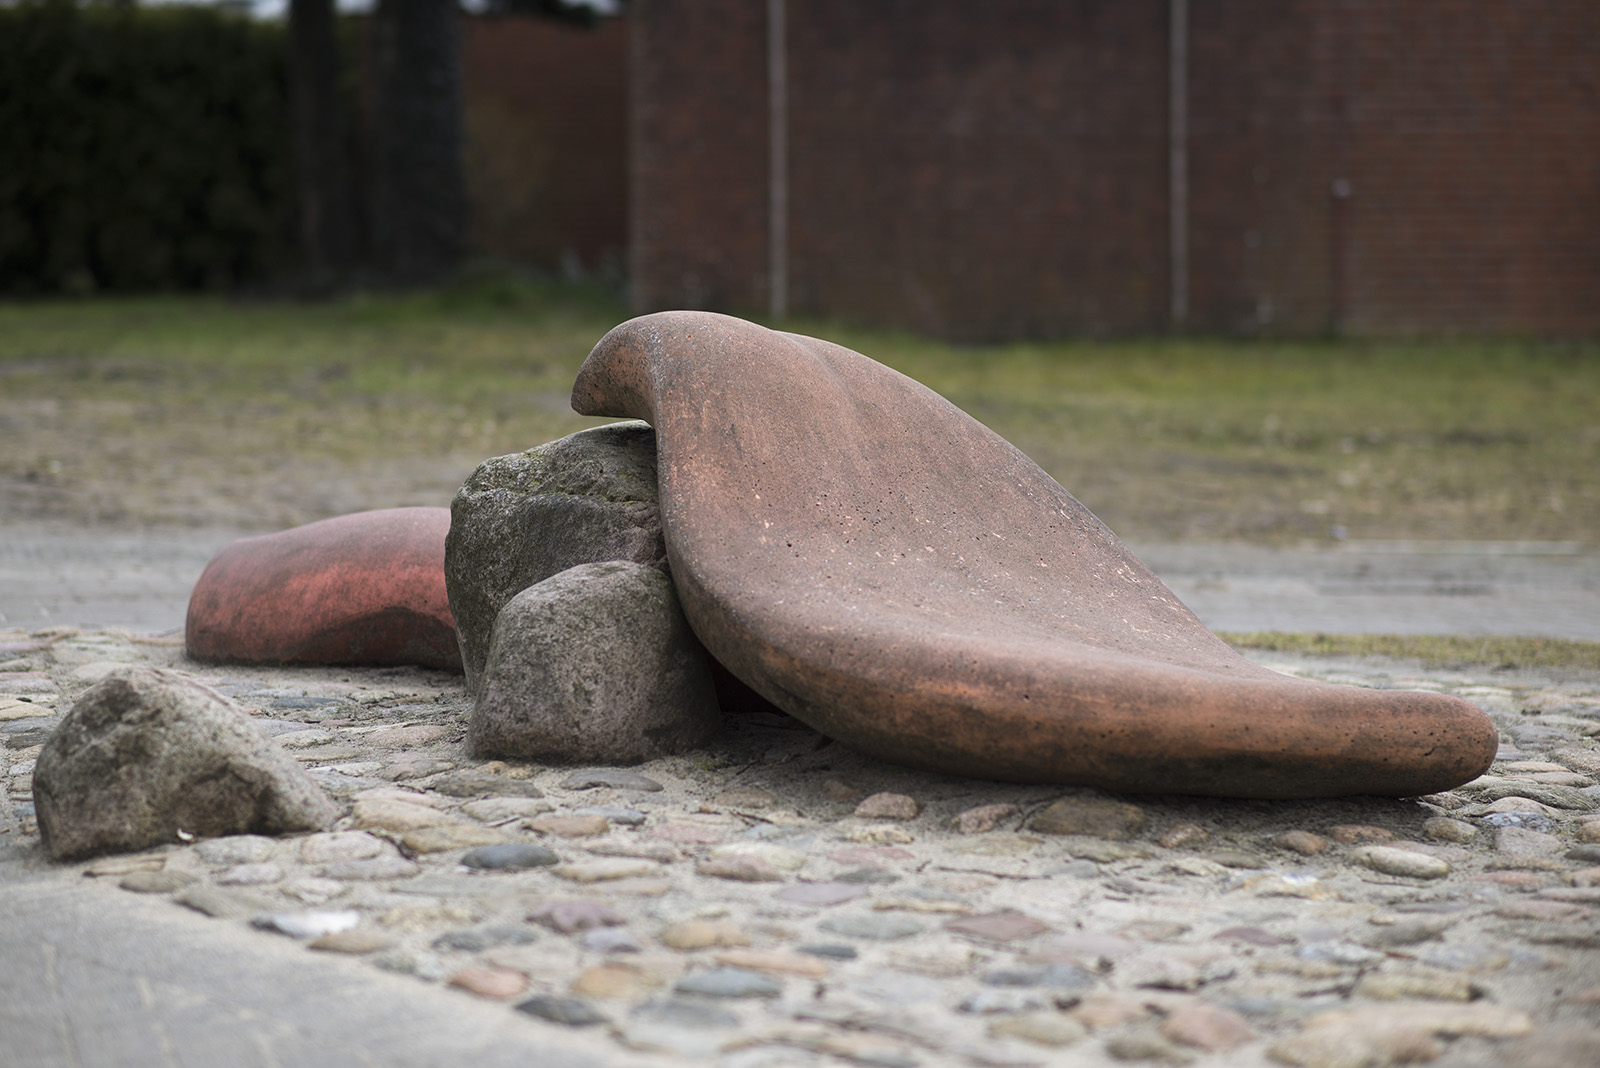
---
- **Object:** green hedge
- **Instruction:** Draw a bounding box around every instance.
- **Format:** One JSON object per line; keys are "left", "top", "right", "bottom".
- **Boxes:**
{"left": 0, "top": 1, "right": 296, "bottom": 293}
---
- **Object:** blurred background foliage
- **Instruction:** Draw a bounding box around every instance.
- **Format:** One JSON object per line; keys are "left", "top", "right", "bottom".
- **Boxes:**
{"left": 0, "top": 1, "right": 297, "bottom": 294}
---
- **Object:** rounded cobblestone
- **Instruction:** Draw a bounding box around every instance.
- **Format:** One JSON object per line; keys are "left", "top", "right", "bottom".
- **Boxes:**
{"left": 5, "top": 626, "right": 1600, "bottom": 1068}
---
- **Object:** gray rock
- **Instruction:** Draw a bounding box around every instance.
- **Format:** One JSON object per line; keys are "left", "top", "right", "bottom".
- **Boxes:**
{"left": 432, "top": 925, "right": 539, "bottom": 952}
{"left": 673, "top": 967, "right": 783, "bottom": 998}
{"left": 428, "top": 770, "right": 546, "bottom": 799}
{"left": 799, "top": 943, "right": 859, "bottom": 959}
{"left": 960, "top": 989, "right": 1051, "bottom": 1014}
{"left": 1481, "top": 811, "right": 1557, "bottom": 832}
{"left": 321, "top": 856, "right": 421, "bottom": 881}
{"left": 118, "top": 870, "right": 197, "bottom": 894}
{"left": 461, "top": 842, "right": 559, "bottom": 870}
{"left": 1478, "top": 780, "right": 1596, "bottom": 810}
{"left": 469, "top": 562, "right": 720, "bottom": 765}
{"left": 573, "top": 806, "right": 647, "bottom": 826}
{"left": 581, "top": 926, "right": 643, "bottom": 954}
{"left": 982, "top": 963, "right": 1097, "bottom": 990}
{"left": 560, "top": 769, "right": 665, "bottom": 792}
{"left": 194, "top": 834, "right": 279, "bottom": 866}
{"left": 632, "top": 998, "right": 741, "bottom": 1028}
{"left": 514, "top": 995, "right": 608, "bottom": 1027}
{"left": 32, "top": 667, "right": 340, "bottom": 861}
{"left": 446, "top": 422, "right": 666, "bottom": 694}
{"left": 819, "top": 914, "right": 924, "bottom": 941}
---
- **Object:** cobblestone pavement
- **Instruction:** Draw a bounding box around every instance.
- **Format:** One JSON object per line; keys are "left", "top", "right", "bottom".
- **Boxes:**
{"left": 3, "top": 627, "right": 1599, "bottom": 1067}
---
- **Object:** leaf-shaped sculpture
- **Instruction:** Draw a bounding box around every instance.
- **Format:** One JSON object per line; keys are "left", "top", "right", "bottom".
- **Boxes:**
{"left": 572, "top": 312, "right": 1496, "bottom": 797}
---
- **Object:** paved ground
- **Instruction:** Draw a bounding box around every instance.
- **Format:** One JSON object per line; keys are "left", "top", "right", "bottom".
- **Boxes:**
{"left": 4, "top": 523, "right": 1597, "bottom": 639}
{"left": 2, "top": 531, "right": 1598, "bottom": 1068}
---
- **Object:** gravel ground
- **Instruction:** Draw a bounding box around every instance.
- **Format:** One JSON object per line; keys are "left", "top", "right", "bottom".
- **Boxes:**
{"left": 3, "top": 628, "right": 1599, "bottom": 1068}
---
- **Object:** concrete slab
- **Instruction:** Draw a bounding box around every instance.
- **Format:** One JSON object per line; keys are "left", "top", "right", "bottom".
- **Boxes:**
{"left": 1135, "top": 539, "right": 1600, "bottom": 640}
{"left": 3, "top": 523, "right": 1596, "bottom": 640}
{"left": 0, "top": 872, "right": 630, "bottom": 1068}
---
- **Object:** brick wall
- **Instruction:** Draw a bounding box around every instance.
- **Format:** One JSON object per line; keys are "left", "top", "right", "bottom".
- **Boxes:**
{"left": 629, "top": 0, "right": 1600, "bottom": 338}
{"left": 1187, "top": 0, "right": 1332, "bottom": 334}
{"left": 628, "top": 0, "right": 769, "bottom": 312}
{"left": 460, "top": 15, "right": 627, "bottom": 273}
{"left": 1337, "top": 1, "right": 1600, "bottom": 335}
{"left": 786, "top": 0, "right": 1169, "bottom": 339}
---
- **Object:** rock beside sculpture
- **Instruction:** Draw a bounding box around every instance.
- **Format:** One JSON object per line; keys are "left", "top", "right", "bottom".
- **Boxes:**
{"left": 469, "top": 561, "right": 720, "bottom": 765}
{"left": 33, "top": 666, "right": 340, "bottom": 860}
{"left": 446, "top": 422, "right": 666, "bottom": 694}
{"left": 571, "top": 310, "right": 1498, "bottom": 798}
{"left": 186, "top": 508, "right": 460, "bottom": 672}
{"left": 447, "top": 422, "right": 778, "bottom": 716}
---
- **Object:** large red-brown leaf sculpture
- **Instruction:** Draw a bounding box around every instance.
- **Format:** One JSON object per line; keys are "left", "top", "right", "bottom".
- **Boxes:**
{"left": 572, "top": 311, "right": 1495, "bottom": 797}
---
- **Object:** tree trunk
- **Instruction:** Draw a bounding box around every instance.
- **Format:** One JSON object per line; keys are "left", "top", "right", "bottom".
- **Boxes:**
{"left": 288, "top": 0, "right": 354, "bottom": 287}
{"left": 370, "top": 0, "right": 465, "bottom": 284}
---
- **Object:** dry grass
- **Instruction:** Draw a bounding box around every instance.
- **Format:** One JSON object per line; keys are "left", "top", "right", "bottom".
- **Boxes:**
{"left": 1221, "top": 632, "right": 1600, "bottom": 672}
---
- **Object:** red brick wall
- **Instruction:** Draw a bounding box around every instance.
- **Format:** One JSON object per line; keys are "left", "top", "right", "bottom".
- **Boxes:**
{"left": 786, "top": 0, "right": 1170, "bottom": 339}
{"left": 629, "top": 0, "right": 1600, "bottom": 338}
{"left": 1337, "top": 1, "right": 1600, "bottom": 335}
{"left": 459, "top": 15, "right": 627, "bottom": 273}
{"left": 1187, "top": 0, "right": 1332, "bottom": 334}
{"left": 628, "top": 0, "right": 769, "bottom": 312}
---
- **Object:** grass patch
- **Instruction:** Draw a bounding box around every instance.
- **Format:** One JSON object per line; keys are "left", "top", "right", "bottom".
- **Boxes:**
{"left": 1222, "top": 631, "right": 1600, "bottom": 671}
{"left": 1, "top": 278, "right": 1597, "bottom": 542}
{"left": 797, "top": 321, "right": 1600, "bottom": 546}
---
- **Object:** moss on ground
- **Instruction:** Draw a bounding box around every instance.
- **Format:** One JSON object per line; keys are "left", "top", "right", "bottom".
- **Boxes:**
{"left": 1222, "top": 632, "right": 1600, "bottom": 671}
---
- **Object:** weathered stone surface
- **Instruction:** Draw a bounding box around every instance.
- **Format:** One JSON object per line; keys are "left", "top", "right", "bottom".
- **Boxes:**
{"left": 658, "top": 920, "right": 751, "bottom": 951}
{"left": 945, "top": 910, "right": 1053, "bottom": 943}
{"left": 186, "top": 508, "right": 459, "bottom": 671}
{"left": 696, "top": 855, "right": 783, "bottom": 882}
{"left": 560, "top": 769, "right": 666, "bottom": 792}
{"left": 400, "top": 824, "right": 510, "bottom": 854}
{"left": 1358, "top": 846, "right": 1451, "bottom": 880}
{"left": 953, "top": 802, "right": 1020, "bottom": 834}
{"left": 33, "top": 667, "right": 339, "bottom": 860}
{"left": 673, "top": 967, "right": 782, "bottom": 999}
{"left": 429, "top": 770, "right": 546, "bottom": 799}
{"left": 1159, "top": 1000, "right": 1254, "bottom": 1052}
{"left": 1275, "top": 830, "right": 1327, "bottom": 855}
{"left": 447, "top": 422, "right": 668, "bottom": 692}
{"left": 462, "top": 842, "right": 559, "bottom": 870}
{"left": 853, "top": 792, "right": 922, "bottom": 820}
{"left": 468, "top": 561, "right": 719, "bottom": 764}
{"left": 1031, "top": 796, "right": 1147, "bottom": 839}
{"left": 448, "top": 966, "right": 529, "bottom": 1000}
{"left": 119, "top": 870, "right": 196, "bottom": 893}
{"left": 1269, "top": 1002, "right": 1532, "bottom": 1068}
{"left": 571, "top": 311, "right": 1497, "bottom": 797}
